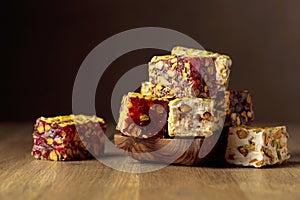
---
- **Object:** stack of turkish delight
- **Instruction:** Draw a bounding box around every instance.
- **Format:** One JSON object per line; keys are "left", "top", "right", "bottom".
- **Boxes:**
{"left": 116, "top": 46, "right": 290, "bottom": 167}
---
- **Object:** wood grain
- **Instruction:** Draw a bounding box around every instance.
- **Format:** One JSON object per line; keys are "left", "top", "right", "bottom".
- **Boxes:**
{"left": 0, "top": 122, "right": 300, "bottom": 200}
{"left": 114, "top": 133, "right": 222, "bottom": 165}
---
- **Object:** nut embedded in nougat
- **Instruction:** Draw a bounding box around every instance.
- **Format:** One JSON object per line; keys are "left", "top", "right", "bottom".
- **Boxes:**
{"left": 168, "top": 97, "right": 221, "bottom": 137}
{"left": 225, "top": 125, "right": 290, "bottom": 167}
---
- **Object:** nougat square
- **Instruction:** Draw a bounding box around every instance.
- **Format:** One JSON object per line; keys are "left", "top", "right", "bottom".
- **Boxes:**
{"left": 116, "top": 92, "right": 169, "bottom": 138}
{"left": 171, "top": 46, "right": 232, "bottom": 90}
{"left": 32, "top": 115, "right": 106, "bottom": 161}
{"left": 148, "top": 47, "right": 231, "bottom": 98}
{"left": 168, "top": 98, "right": 218, "bottom": 137}
{"left": 225, "top": 126, "right": 290, "bottom": 167}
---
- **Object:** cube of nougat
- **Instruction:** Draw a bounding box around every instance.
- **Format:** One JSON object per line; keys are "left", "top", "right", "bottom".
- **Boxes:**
{"left": 171, "top": 46, "right": 232, "bottom": 90}
{"left": 168, "top": 98, "right": 222, "bottom": 137}
{"left": 225, "top": 126, "right": 290, "bottom": 167}
{"left": 116, "top": 92, "right": 169, "bottom": 138}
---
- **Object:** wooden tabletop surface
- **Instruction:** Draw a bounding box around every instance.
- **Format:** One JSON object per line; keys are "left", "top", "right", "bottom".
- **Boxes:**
{"left": 0, "top": 122, "right": 299, "bottom": 200}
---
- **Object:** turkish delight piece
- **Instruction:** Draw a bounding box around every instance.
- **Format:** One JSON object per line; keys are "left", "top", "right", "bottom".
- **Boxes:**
{"left": 225, "top": 125, "right": 290, "bottom": 167}
{"left": 31, "top": 115, "right": 106, "bottom": 161}
{"left": 171, "top": 46, "right": 232, "bottom": 90}
{"left": 116, "top": 92, "right": 169, "bottom": 138}
{"left": 224, "top": 90, "right": 254, "bottom": 126}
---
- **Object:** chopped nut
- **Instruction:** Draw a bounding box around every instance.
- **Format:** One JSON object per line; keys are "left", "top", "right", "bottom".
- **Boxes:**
{"left": 171, "top": 63, "right": 177, "bottom": 70}
{"left": 255, "top": 160, "right": 264, "bottom": 167}
{"left": 271, "top": 140, "right": 278, "bottom": 148}
{"left": 273, "top": 130, "right": 282, "bottom": 139}
{"left": 236, "top": 116, "right": 241, "bottom": 126}
{"left": 263, "top": 147, "right": 274, "bottom": 159}
{"left": 167, "top": 70, "right": 176, "bottom": 77}
{"left": 169, "top": 87, "right": 179, "bottom": 95}
{"left": 202, "top": 112, "right": 212, "bottom": 121}
{"left": 127, "top": 101, "right": 133, "bottom": 109}
{"left": 245, "top": 142, "right": 255, "bottom": 151}
{"left": 155, "top": 83, "right": 163, "bottom": 91}
{"left": 241, "top": 111, "right": 247, "bottom": 118}
{"left": 61, "top": 131, "right": 66, "bottom": 137}
{"left": 204, "top": 86, "right": 208, "bottom": 93}
{"left": 179, "top": 104, "right": 192, "bottom": 113}
{"left": 205, "top": 59, "right": 210, "bottom": 67}
{"left": 246, "top": 94, "right": 252, "bottom": 104}
{"left": 171, "top": 58, "right": 177, "bottom": 63}
{"left": 184, "top": 62, "right": 190, "bottom": 68}
{"left": 207, "top": 66, "right": 214, "bottom": 75}
{"left": 249, "top": 158, "right": 258, "bottom": 163}
{"left": 238, "top": 146, "right": 248, "bottom": 157}
{"left": 37, "top": 126, "right": 44, "bottom": 134}
{"left": 140, "top": 114, "right": 150, "bottom": 121}
{"left": 45, "top": 125, "right": 51, "bottom": 132}
{"left": 194, "top": 89, "right": 200, "bottom": 96}
{"left": 158, "top": 76, "right": 170, "bottom": 85}
{"left": 236, "top": 129, "right": 248, "bottom": 139}
{"left": 47, "top": 138, "right": 54, "bottom": 145}
{"left": 55, "top": 150, "right": 61, "bottom": 160}
{"left": 231, "top": 113, "right": 237, "bottom": 121}
{"left": 155, "top": 61, "right": 163, "bottom": 70}
{"left": 56, "top": 139, "right": 63, "bottom": 145}
{"left": 49, "top": 151, "right": 58, "bottom": 161}
{"left": 247, "top": 111, "right": 252, "bottom": 118}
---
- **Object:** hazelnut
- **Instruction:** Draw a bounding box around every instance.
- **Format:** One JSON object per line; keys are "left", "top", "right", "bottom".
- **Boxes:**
{"left": 202, "top": 112, "right": 212, "bottom": 121}
{"left": 236, "top": 129, "right": 248, "bottom": 139}
{"left": 179, "top": 104, "right": 192, "bottom": 113}
{"left": 238, "top": 146, "right": 248, "bottom": 157}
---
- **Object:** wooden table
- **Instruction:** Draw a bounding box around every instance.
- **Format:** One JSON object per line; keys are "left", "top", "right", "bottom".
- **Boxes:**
{"left": 0, "top": 122, "right": 299, "bottom": 200}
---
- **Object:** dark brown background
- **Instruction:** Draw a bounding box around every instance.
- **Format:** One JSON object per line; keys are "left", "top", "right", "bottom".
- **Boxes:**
{"left": 2, "top": 0, "right": 300, "bottom": 124}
